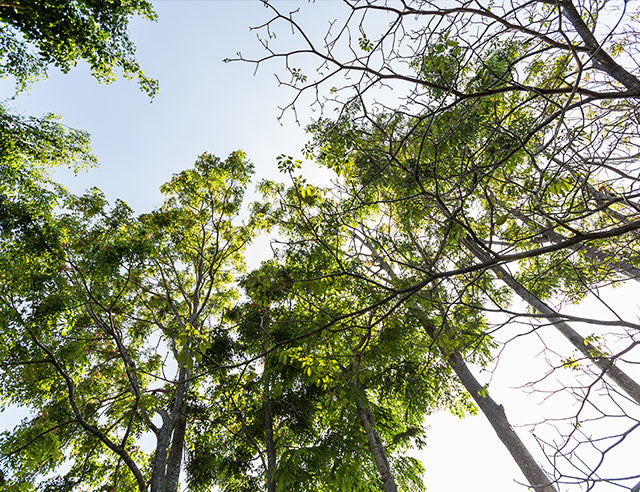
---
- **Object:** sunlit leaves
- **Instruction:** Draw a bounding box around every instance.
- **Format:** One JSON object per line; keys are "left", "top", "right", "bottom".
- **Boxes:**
{"left": 0, "top": 151, "right": 262, "bottom": 490}
{"left": 0, "top": 0, "right": 158, "bottom": 96}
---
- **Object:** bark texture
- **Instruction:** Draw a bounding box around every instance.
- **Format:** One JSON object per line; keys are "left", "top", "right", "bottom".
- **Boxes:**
{"left": 164, "top": 410, "right": 187, "bottom": 492}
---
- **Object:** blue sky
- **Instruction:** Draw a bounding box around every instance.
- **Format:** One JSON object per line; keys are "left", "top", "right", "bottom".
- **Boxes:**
{"left": 4, "top": 1, "right": 326, "bottom": 212}
{"left": 4, "top": 1, "right": 638, "bottom": 490}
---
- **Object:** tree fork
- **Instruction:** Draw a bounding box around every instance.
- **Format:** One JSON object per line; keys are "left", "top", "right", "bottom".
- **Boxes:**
{"left": 558, "top": 0, "right": 640, "bottom": 91}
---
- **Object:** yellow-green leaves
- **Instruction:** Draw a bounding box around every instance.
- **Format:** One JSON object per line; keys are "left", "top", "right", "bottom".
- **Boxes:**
{"left": 358, "top": 36, "right": 374, "bottom": 53}
{"left": 276, "top": 154, "right": 302, "bottom": 173}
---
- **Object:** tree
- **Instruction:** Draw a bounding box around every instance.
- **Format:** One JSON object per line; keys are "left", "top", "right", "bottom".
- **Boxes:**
{"left": 238, "top": 1, "right": 640, "bottom": 488}
{"left": 187, "top": 231, "right": 435, "bottom": 491}
{"left": 254, "top": 175, "right": 498, "bottom": 491}
{"left": 0, "top": 152, "right": 261, "bottom": 491}
{"left": 264, "top": 154, "right": 560, "bottom": 492}
{"left": 187, "top": 168, "right": 488, "bottom": 491}
{"left": 1, "top": 4, "right": 160, "bottom": 482}
{"left": 303, "top": 104, "right": 640, "bottom": 489}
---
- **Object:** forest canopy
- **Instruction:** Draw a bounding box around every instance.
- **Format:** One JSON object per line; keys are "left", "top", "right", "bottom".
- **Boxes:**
{"left": 1, "top": 1, "right": 640, "bottom": 491}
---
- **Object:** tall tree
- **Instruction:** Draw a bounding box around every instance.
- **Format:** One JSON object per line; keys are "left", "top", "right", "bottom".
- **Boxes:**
{"left": 253, "top": 175, "right": 496, "bottom": 491}
{"left": 0, "top": 152, "right": 260, "bottom": 491}
{"left": 237, "top": 1, "right": 640, "bottom": 486}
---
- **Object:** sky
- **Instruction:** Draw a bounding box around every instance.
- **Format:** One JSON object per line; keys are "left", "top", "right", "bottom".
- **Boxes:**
{"left": 5, "top": 1, "right": 323, "bottom": 212}
{"left": 2, "top": 1, "right": 639, "bottom": 491}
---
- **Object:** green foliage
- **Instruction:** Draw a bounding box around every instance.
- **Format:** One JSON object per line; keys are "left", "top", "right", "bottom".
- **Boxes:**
{"left": 0, "top": 183, "right": 155, "bottom": 489}
{"left": 0, "top": 104, "right": 96, "bottom": 220}
{"left": 0, "top": 0, "right": 158, "bottom": 95}
{"left": 358, "top": 36, "right": 374, "bottom": 53}
{"left": 0, "top": 0, "right": 157, "bottom": 249}
{"left": 4, "top": 3, "right": 638, "bottom": 487}
{"left": 0, "top": 151, "right": 260, "bottom": 491}
{"left": 411, "top": 33, "right": 465, "bottom": 95}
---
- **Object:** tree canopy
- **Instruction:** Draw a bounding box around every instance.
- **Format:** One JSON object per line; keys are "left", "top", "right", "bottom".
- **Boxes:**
{"left": 234, "top": 0, "right": 640, "bottom": 489}
{"left": 0, "top": 0, "right": 157, "bottom": 95}
{"left": 0, "top": 0, "right": 157, "bottom": 221}
{"left": 2, "top": 1, "right": 640, "bottom": 491}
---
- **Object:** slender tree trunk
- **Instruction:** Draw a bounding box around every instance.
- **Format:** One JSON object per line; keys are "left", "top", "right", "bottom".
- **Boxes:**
{"left": 463, "top": 238, "right": 640, "bottom": 404}
{"left": 502, "top": 267, "right": 640, "bottom": 404}
{"left": 151, "top": 363, "right": 190, "bottom": 492}
{"left": 354, "top": 384, "right": 398, "bottom": 492}
{"left": 355, "top": 233, "right": 555, "bottom": 491}
{"left": 164, "top": 409, "right": 187, "bottom": 492}
{"left": 264, "top": 364, "right": 277, "bottom": 492}
{"left": 150, "top": 416, "right": 171, "bottom": 492}
{"left": 414, "top": 308, "right": 557, "bottom": 492}
{"left": 448, "top": 352, "right": 558, "bottom": 492}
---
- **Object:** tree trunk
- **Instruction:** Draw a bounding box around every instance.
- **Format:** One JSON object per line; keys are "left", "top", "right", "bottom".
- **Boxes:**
{"left": 559, "top": 0, "right": 640, "bottom": 91}
{"left": 449, "top": 352, "right": 558, "bottom": 492}
{"left": 463, "top": 238, "right": 640, "bottom": 404}
{"left": 151, "top": 364, "right": 190, "bottom": 492}
{"left": 150, "top": 416, "right": 171, "bottom": 492}
{"left": 354, "top": 387, "right": 398, "bottom": 492}
{"left": 417, "top": 312, "right": 557, "bottom": 492}
{"left": 264, "top": 367, "right": 277, "bottom": 492}
{"left": 356, "top": 233, "right": 555, "bottom": 491}
{"left": 501, "top": 266, "right": 640, "bottom": 404}
{"left": 164, "top": 409, "right": 187, "bottom": 492}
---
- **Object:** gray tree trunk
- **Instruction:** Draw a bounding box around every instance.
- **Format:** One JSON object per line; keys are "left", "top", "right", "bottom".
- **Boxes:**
{"left": 164, "top": 409, "right": 187, "bottom": 492}
{"left": 354, "top": 386, "right": 398, "bottom": 492}
{"left": 150, "top": 361, "right": 190, "bottom": 492}
{"left": 501, "top": 266, "right": 640, "bottom": 404}
{"left": 415, "top": 307, "right": 557, "bottom": 492}
{"left": 355, "top": 233, "right": 556, "bottom": 491}
{"left": 449, "top": 351, "right": 558, "bottom": 492}
{"left": 560, "top": 0, "right": 640, "bottom": 91}
{"left": 150, "top": 415, "right": 171, "bottom": 492}
{"left": 264, "top": 363, "right": 277, "bottom": 492}
{"left": 463, "top": 238, "right": 640, "bottom": 404}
